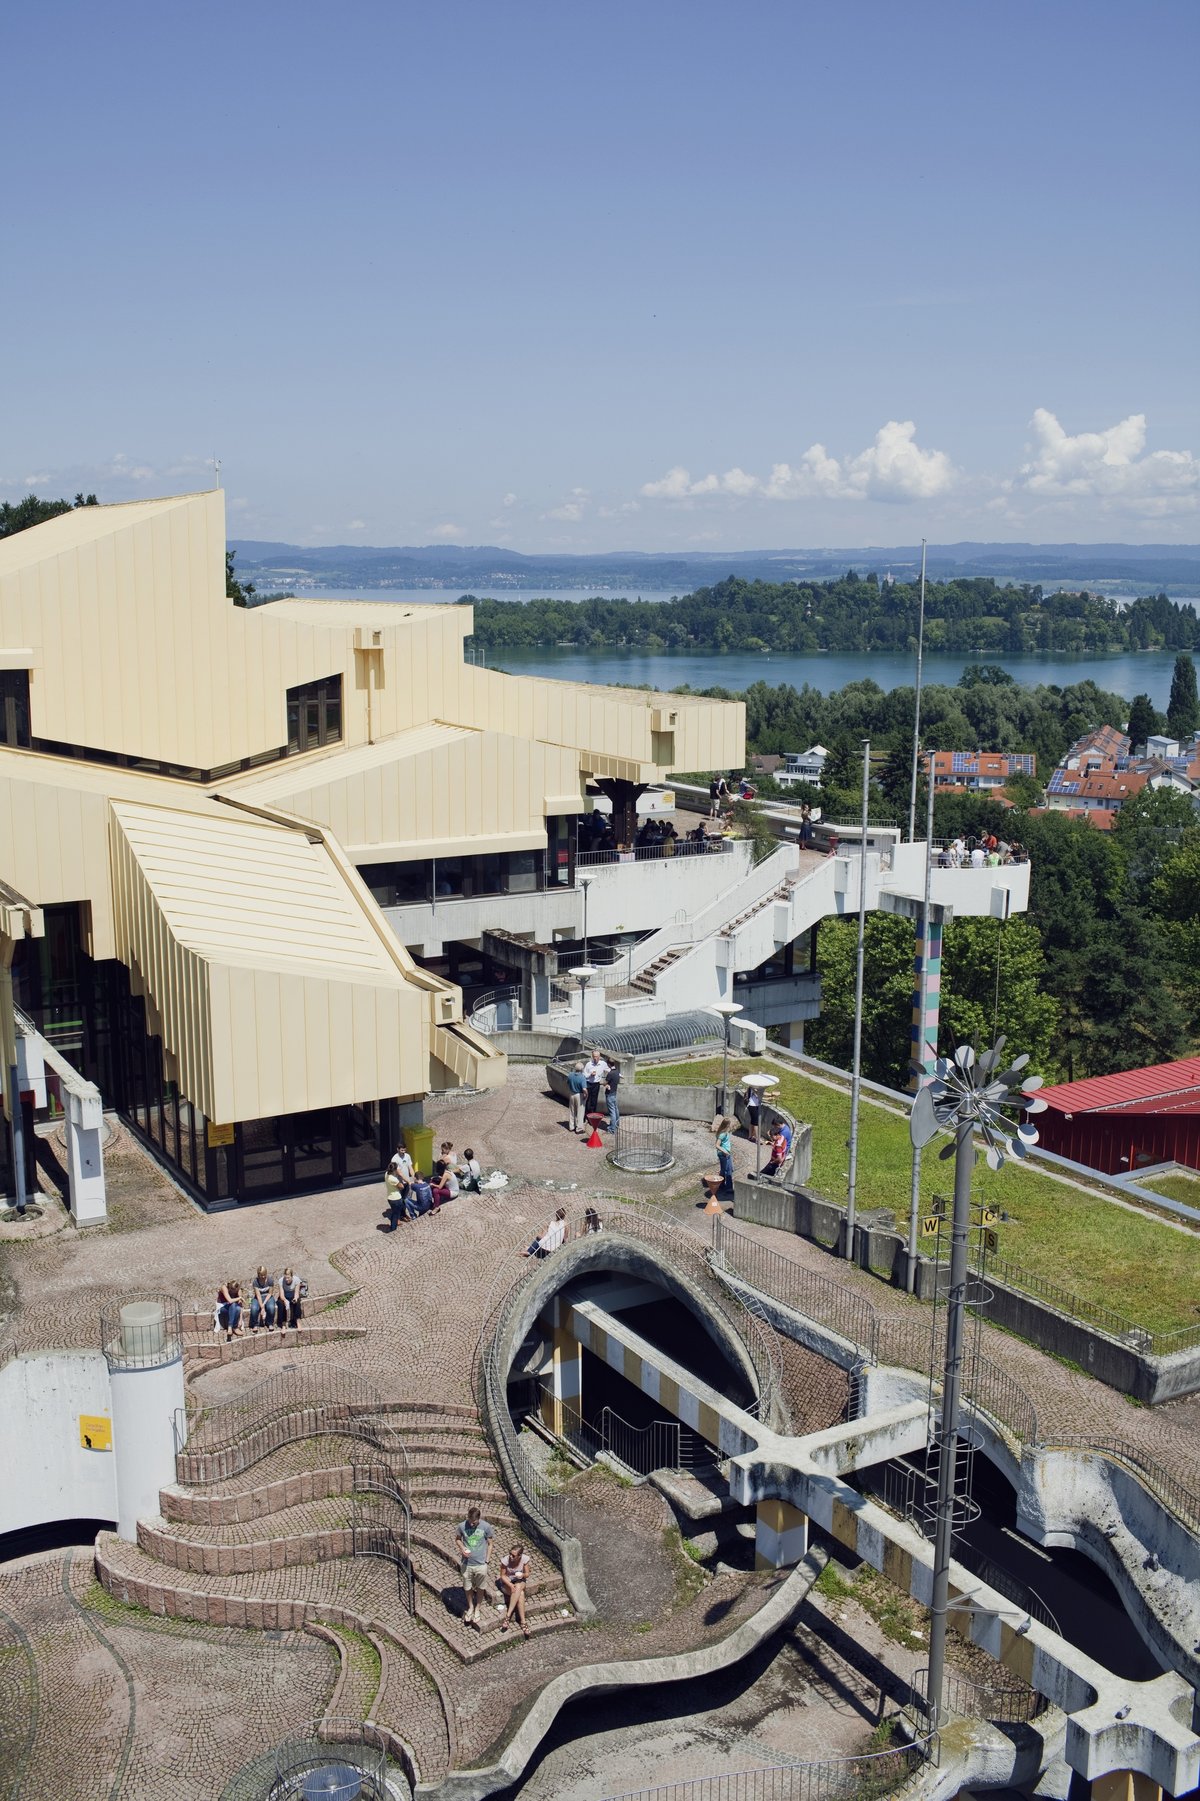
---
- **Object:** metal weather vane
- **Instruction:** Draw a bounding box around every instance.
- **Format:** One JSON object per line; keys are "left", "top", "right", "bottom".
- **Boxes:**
{"left": 910, "top": 1036, "right": 1048, "bottom": 1170}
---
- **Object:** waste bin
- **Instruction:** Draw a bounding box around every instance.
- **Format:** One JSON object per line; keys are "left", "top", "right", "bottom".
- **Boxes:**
{"left": 403, "top": 1124, "right": 434, "bottom": 1176}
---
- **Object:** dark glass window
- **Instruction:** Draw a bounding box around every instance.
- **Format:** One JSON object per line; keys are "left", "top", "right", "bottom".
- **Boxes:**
{"left": 0, "top": 670, "right": 31, "bottom": 748}
{"left": 285, "top": 676, "right": 343, "bottom": 755}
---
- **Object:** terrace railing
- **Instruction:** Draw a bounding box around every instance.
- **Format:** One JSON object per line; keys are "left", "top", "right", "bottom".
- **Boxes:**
{"left": 576, "top": 837, "right": 736, "bottom": 870}
{"left": 712, "top": 1217, "right": 879, "bottom": 1362}
{"left": 600, "top": 1736, "right": 931, "bottom": 1801}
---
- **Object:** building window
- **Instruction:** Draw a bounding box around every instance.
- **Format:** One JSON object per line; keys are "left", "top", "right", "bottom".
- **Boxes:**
{"left": 287, "top": 676, "right": 342, "bottom": 755}
{"left": 0, "top": 670, "right": 31, "bottom": 748}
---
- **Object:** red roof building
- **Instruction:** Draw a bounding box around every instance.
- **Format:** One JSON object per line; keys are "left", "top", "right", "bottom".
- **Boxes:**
{"left": 1036, "top": 1057, "right": 1200, "bottom": 1175}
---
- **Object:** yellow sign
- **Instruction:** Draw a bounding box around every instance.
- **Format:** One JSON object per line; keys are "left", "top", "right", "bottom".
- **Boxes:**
{"left": 983, "top": 1228, "right": 999, "bottom": 1253}
{"left": 920, "top": 1215, "right": 940, "bottom": 1238}
{"left": 207, "top": 1121, "right": 235, "bottom": 1147}
{"left": 981, "top": 1207, "right": 999, "bottom": 1227}
{"left": 80, "top": 1414, "right": 112, "bottom": 1452}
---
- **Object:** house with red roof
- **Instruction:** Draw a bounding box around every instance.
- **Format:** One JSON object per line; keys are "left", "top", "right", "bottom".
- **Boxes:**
{"left": 1036, "top": 1057, "right": 1200, "bottom": 1175}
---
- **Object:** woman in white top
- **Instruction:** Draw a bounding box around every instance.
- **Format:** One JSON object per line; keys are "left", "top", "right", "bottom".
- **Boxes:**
{"left": 498, "top": 1542, "right": 532, "bottom": 1635}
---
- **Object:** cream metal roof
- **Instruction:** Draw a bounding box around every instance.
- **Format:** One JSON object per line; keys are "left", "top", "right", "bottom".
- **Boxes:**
{"left": 221, "top": 722, "right": 475, "bottom": 800}
{"left": 258, "top": 597, "right": 463, "bottom": 629}
{"left": 109, "top": 800, "right": 408, "bottom": 986}
{"left": 0, "top": 495, "right": 198, "bottom": 574}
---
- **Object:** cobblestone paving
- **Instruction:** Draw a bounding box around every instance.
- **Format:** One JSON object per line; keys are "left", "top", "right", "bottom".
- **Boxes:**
{"left": 2, "top": 1061, "right": 1199, "bottom": 1798}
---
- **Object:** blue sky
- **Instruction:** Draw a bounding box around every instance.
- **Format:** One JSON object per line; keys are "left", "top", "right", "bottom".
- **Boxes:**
{"left": 4, "top": 0, "right": 1197, "bottom": 549}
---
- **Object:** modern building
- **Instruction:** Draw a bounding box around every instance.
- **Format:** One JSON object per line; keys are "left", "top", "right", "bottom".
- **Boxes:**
{"left": 1046, "top": 724, "right": 1200, "bottom": 817}
{"left": 929, "top": 750, "right": 1036, "bottom": 794}
{"left": 775, "top": 745, "right": 828, "bottom": 787}
{"left": 1036, "top": 1057, "right": 1200, "bottom": 1176}
{"left": 0, "top": 491, "right": 742, "bottom": 1205}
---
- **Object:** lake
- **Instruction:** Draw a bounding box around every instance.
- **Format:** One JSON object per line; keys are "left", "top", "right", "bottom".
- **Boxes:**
{"left": 288, "top": 587, "right": 1189, "bottom": 707}
{"left": 480, "top": 645, "right": 1187, "bottom": 711}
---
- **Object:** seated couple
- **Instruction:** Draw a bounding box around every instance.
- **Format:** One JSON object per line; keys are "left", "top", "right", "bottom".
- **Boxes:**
{"left": 216, "top": 1267, "right": 305, "bottom": 1339}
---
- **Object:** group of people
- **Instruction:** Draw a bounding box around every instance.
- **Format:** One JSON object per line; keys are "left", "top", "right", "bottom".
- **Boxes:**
{"left": 455, "top": 1504, "right": 537, "bottom": 1636}
{"left": 566, "top": 1052, "right": 621, "bottom": 1133}
{"left": 384, "top": 1140, "right": 483, "bottom": 1230}
{"left": 708, "top": 774, "right": 756, "bottom": 816}
{"left": 523, "top": 1205, "right": 603, "bottom": 1259}
{"left": 940, "top": 833, "right": 1028, "bottom": 869}
{"left": 714, "top": 1102, "right": 794, "bottom": 1197}
{"left": 216, "top": 1267, "right": 306, "bottom": 1340}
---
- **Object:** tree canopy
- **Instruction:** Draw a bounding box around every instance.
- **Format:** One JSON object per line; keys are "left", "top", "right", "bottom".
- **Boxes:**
{"left": 0, "top": 491, "right": 98, "bottom": 538}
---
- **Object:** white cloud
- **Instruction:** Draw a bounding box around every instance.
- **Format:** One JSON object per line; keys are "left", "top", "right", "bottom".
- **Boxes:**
{"left": 1017, "top": 409, "right": 1199, "bottom": 515}
{"left": 544, "top": 486, "right": 590, "bottom": 522}
{"left": 501, "top": 492, "right": 517, "bottom": 507}
{"left": 640, "top": 422, "right": 955, "bottom": 505}
{"left": 431, "top": 522, "right": 465, "bottom": 540}
{"left": 347, "top": 518, "right": 366, "bottom": 531}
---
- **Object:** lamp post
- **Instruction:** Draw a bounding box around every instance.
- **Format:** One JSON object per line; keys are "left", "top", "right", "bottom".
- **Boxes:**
{"left": 710, "top": 1000, "right": 743, "bottom": 1116}
{"left": 909, "top": 1038, "right": 1046, "bottom": 1729}
{"left": 907, "top": 538, "right": 928, "bottom": 844}
{"left": 579, "top": 876, "right": 595, "bottom": 967}
{"left": 741, "top": 1072, "right": 777, "bottom": 1177}
{"left": 574, "top": 963, "right": 597, "bottom": 1043}
{"left": 906, "top": 747, "right": 937, "bottom": 1292}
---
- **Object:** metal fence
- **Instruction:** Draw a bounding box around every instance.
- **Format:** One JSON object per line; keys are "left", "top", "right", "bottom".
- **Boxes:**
{"left": 176, "top": 1363, "right": 411, "bottom": 1496}
{"left": 349, "top": 1467, "right": 415, "bottom": 1613}
{"left": 913, "top": 1664, "right": 1043, "bottom": 1726}
{"left": 712, "top": 1219, "right": 878, "bottom": 1362}
{"left": 577, "top": 838, "right": 736, "bottom": 870}
{"left": 534, "top": 1380, "right": 715, "bottom": 1476}
{"left": 600, "top": 1739, "right": 927, "bottom": 1801}
{"left": 266, "top": 1717, "right": 393, "bottom": 1801}
{"left": 1036, "top": 1437, "right": 1200, "bottom": 1537}
{"left": 100, "top": 1294, "right": 183, "bottom": 1371}
{"left": 612, "top": 1115, "right": 676, "bottom": 1172}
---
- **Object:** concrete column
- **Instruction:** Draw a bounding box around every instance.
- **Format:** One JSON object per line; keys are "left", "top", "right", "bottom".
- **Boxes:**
{"left": 909, "top": 914, "right": 944, "bottom": 1088}
{"left": 754, "top": 1497, "right": 808, "bottom": 1570}
{"left": 521, "top": 968, "right": 553, "bottom": 1026}
{"left": 64, "top": 1085, "right": 106, "bottom": 1226}
{"left": 780, "top": 1021, "right": 806, "bottom": 1053}
{"left": 106, "top": 1302, "right": 186, "bottom": 1542}
{"left": 541, "top": 1316, "right": 582, "bottom": 1436}
{"left": 1090, "top": 1775, "right": 1162, "bottom": 1801}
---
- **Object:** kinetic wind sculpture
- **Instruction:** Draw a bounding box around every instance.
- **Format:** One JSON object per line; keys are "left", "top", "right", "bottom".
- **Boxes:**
{"left": 909, "top": 1036, "right": 1047, "bottom": 1729}
{"left": 910, "top": 1038, "right": 1048, "bottom": 1167}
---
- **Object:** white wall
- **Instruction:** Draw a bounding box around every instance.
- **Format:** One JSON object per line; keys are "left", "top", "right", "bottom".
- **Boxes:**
{"left": 0, "top": 1352, "right": 117, "bottom": 1533}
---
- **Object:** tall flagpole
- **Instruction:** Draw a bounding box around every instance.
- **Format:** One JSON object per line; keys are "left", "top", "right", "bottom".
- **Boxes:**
{"left": 907, "top": 539, "right": 928, "bottom": 843}
{"left": 844, "top": 738, "right": 871, "bottom": 1261}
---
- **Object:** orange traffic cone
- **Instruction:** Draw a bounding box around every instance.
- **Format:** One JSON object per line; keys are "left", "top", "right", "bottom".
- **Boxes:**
{"left": 704, "top": 1189, "right": 727, "bottom": 1215}
{"left": 586, "top": 1115, "right": 604, "bottom": 1149}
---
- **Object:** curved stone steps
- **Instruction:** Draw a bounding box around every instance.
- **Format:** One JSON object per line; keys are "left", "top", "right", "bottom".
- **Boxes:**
{"left": 174, "top": 1432, "right": 371, "bottom": 1493}
{"left": 161, "top": 1462, "right": 381, "bottom": 1526}
{"left": 183, "top": 1322, "right": 367, "bottom": 1374}
{"left": 408, "top": 1532, "right": 572, "bottom": 1625}
{"left": 368, "top": 1620, "right": 456, "bottom": 1781}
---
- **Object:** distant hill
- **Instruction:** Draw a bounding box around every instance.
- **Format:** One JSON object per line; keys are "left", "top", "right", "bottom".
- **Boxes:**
{"left": 228, "top": 538, "right": 1200, "bottom": 597}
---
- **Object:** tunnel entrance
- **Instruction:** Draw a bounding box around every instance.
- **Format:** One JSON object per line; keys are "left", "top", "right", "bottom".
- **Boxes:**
{"left": 858, "top": 1448, "right": 1163, "bottom": 1681}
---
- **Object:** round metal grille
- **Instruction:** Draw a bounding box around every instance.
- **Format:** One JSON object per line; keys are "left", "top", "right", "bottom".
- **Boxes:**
{"left": 609, "top": 1115, "right": 675, "bottom": 1173}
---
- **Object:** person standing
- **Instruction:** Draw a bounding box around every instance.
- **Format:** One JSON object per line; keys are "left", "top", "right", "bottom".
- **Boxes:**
{"left": 744, "top": 1083, "right": 762, "bottom": 1144}
{"left": 715, "top": 1118, "right": 734, "bottom": 1197}
{"left": 605, "top": 1058, "right": 621, "bottom": 1134}
{"left": 583, "top": 1050, "right": 609, "bottom": 1120}
{"left": 709, "top": 776, "right": 721, "bottom": 818}
{"left": 799, "top": 803, "right": 814, "bottom": 847}
{"left": 567, "top": 1060, "right": 587, "bottom": 1133}
{"left": 455, "top": 1505, "right": 495, "bottom": 1631}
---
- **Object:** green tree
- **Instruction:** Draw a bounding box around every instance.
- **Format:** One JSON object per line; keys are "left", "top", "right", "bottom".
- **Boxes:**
{"left": 0, "top": 491, "right": 97, "bottom": 539}
{"left": 226, "top": 549, "right": 256, "bottom": 608}
{"left": 940, "top": 918, "right": 1061, "bottom": 1078}
{"left": 1166, "top": 654, "right": 1199, "bottom": 739}
{"left": 1126, "top": 692, "right": 1163, "bottom": 746}
{"left": 1000, "top": 770, "right": 1042, "bottom": 810}
{"left": 806, "top": 915, "right": 916, "bottom": 1089}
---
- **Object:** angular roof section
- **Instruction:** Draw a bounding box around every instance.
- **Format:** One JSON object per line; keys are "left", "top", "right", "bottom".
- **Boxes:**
{"left": 110, "top": 799, "right": 410, "bottom": 985}
{"left": 1039, "top": 1057, "right": 1200, "bottom": 1118}
{"left": 0, "top": 495, "right": 196, "bottom": 575}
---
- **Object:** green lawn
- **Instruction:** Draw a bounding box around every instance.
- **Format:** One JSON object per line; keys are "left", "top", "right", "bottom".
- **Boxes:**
{"left": 640, "top": 1058, "right": 1200, "bottom": 1334}
{"left": 1140, "top": 1172, "right": 1200, "bottom": 1208}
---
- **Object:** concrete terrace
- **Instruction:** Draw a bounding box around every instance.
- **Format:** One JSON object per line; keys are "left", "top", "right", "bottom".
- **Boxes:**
{"left": 0, "top": 1063, "right": 1197, "bottom": 1799}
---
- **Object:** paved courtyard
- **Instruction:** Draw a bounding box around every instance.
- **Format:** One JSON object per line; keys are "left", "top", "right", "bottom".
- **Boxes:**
{"left": 0, "top": 1059, "right": 1197, "bottom": 1800}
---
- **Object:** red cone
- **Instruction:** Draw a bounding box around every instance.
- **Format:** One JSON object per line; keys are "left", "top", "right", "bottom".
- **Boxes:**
{"left": 586, "top": 1119, "right": 604, "bottom": 1148}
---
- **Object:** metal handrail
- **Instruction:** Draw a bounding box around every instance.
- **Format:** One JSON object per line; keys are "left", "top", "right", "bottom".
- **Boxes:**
{"left": 713, "top": 1217, "right": 879, "bottom": 1362}
{"left": 1034, "top": 1437, "right": 1200, "bottom": 1537}
{"left": 600, "top": 1733, "right": 934, "bottom": 1801}
{"left": 912, "top": 1663, "right": 1043, "bottom": 1725}
{"left": 576, "top": 837, "right": 736, "bottom": 869}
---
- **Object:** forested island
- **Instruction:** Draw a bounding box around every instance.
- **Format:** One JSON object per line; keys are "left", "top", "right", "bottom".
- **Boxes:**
{"left": 464, "top": 575, "right": 1200, "bottom": 656}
